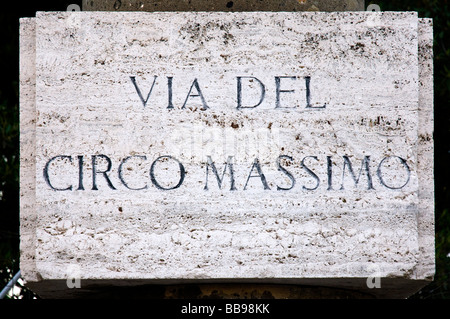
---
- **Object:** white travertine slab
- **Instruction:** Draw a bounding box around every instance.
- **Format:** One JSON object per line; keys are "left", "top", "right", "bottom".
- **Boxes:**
{"left": 20, "top": 11, "right": 434, "bottom": 297}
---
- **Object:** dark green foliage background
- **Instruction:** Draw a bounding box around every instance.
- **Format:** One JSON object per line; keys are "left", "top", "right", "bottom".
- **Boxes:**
{"left": 0, "top": 0, "right": 448, "bottom": 298}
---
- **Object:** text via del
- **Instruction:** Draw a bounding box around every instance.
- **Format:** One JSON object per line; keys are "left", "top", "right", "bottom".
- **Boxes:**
{"left": 129, "top": 75, "right": 326, "bottom": 110}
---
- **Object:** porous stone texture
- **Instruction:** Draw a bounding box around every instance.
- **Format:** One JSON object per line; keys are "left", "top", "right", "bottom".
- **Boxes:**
{"left": 19, "top": 18, "right": 39, "bottom": 283}
{"left": 20, "top": 11, "right": 434, "bottom": 298}
{"left": 416, "top": 18, "right": 434, "bottom": 280}
{"left": 82, "top": 0, "right": 366, "bottom": 12}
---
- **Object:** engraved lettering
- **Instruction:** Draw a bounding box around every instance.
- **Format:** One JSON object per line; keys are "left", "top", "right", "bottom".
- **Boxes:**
{"left": 377, "top": 156, "right": 411, "bottom": 190}
{"left": 275, "top": 76, "right": 296, "bottom": 109}
{"left": 118, "top": 155, "right": 148, "bottom": 190}
{"left": 182, "top": 78, "right": 209, "bottom": 110}
{"left": 276, "top": 155, "right": 296, "bottom": 191}
{"left": 340, "top": 156, "right": 374, "bottom": 190}
{"left": 43, "top": 155, "right": 73, "bottom": 191}
{"left": 92, "top": 155, "right": 116, "bottom": 190}
{"left": 130, "top": 75, "right": 158, "bottom": 107}
{"left": 150, "top": 155, "right": 186, "bottom": 190}
{"left": 301, "top": 156, "right": 320, "bottom": 191}
{"left": 237, "top": 76, "right": 266, "bottom": 109}
{"left": 204, "top": 156, "right": 237, "bottom": 191}
{"left": 305, "top": 76, "right": 326, "bottom": 109}
{"left": 244, "top": 158, "right": 271, "bottom": 190}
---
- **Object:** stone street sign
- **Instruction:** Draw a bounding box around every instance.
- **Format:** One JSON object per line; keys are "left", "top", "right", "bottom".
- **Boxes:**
{"left": 20, "top": 11, "right": 434, "bottom": 298}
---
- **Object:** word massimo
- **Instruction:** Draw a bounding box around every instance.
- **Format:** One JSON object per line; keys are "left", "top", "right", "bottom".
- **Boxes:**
{"left": 43, "top": 154, "right": 411, "bottom": 192}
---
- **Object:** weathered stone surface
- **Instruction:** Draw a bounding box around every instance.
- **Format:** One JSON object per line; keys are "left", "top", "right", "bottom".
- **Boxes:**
{"left": 20, "top": 11, "right": 434, "bottom": 298}
{"left": 19, "top": 18, "right": 39, "bottom": 283}
{"left": 82, "top": 0, "right": 366, "bottom": 12}
{"left": 416, "top": 18, "right": 435, "bottom": 280}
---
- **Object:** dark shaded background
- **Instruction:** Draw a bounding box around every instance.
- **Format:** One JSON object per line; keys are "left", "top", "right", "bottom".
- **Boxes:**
{"left": 0, "top": 0, "right": 448, "bottom": 299}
